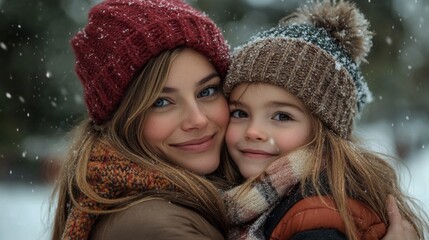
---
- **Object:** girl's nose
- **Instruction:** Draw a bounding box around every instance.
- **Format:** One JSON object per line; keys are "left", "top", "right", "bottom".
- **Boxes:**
{"left": 245, "top": 122, "right": 268, "bottom": 142}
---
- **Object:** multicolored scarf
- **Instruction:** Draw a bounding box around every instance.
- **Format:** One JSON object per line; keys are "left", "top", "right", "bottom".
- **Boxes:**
{"left": 224, "top": 149, "right": 310, "bottom": 239}
{"left": 62, "top": 143, "right": 175, "bottom": 240}
{"left": 62, "top": 141, "right": 309, "bottom": 239}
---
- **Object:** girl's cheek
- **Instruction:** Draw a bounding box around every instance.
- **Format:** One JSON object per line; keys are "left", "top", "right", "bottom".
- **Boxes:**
{"left": 268, "top": 137, "right": 280, "bottom": 153}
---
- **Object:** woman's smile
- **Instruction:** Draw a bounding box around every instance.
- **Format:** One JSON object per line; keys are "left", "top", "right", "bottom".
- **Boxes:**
{"left": 171, "top": 134, "right": 216, "bottom": 153}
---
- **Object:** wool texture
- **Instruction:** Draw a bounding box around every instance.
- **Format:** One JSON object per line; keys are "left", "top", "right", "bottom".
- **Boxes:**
{"left": 224, "top": 0, "right": 373, "bottom": 139}
{"left": 224, "top": 149, "right": 310, "bottom": 239}
{"left": 72, "top": 0, "right": 230, "bottom": 124}
{"left": 62, "top": 142, "right": 175, "bottom": 240}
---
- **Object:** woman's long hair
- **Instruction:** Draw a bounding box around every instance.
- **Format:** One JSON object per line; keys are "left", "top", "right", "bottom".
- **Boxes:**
{"left": 301, "top": 116, "right": 428, "bottom": 240}
{"left": 51, "top": 48, "right": 238, "bottom": 239}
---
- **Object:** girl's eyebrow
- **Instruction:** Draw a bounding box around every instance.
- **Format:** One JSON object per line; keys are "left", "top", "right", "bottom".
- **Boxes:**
{"left": 229, "top": 99, "right": 301, "bottom": 108}
{"left": 161, "top": 72, "right": 219, "bottom": 93}
{"left": 267, "top": 101, "right": 305, "bottom": 112}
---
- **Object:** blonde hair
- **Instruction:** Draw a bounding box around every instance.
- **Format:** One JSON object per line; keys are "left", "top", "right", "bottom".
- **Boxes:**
{"left": 51, "top": 48, "right": 237, "bottom": 239}
{"left": 299, "top": 116, "right": 428, "bottom": 240}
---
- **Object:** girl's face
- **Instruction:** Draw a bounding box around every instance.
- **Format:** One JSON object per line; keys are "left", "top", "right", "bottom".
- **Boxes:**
{"left": 226, "top": 83, "right": 313, "bottom": 179}
{"left": 142, "top": 48, "right": 229, "bottom": 175}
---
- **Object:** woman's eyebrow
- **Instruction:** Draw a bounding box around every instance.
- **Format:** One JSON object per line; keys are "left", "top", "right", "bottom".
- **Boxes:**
{"left": 196, "top": 72, "right": 219, "bottom": 86}
{"left": 161, "top": 72, "right": 219, "bottom": 93}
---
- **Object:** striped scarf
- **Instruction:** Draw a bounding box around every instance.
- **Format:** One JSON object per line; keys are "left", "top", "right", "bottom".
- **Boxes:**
{"left": 62, "top": 143, "right": 174, "bottom": 240}
{"left": 224, "top": 149, "right": 310, "bottom": 239}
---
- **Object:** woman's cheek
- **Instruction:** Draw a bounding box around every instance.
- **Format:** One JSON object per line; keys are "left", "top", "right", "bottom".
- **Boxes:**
{"left": 210, "top": 98, "right": 230, "bottom": 133}
{"left": 142, "top": 114, "right": 176, "bottom": 144}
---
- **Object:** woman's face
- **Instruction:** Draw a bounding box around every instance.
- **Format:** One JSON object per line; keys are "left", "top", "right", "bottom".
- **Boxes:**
{"left": 142, "top": 48, "right": 229, "bottom": 175}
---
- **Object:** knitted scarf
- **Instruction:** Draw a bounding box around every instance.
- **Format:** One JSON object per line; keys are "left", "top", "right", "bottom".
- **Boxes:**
{"left": 224, "top": 149, "right": 310, "bottom": 239}
{"left": 62, "top": 142, "right": 175, "bottom": 240}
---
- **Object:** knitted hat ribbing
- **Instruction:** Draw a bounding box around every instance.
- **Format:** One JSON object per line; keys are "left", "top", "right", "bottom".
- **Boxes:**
{"left": 224, "top": 1, "right": 373, "bottom": 139}
{"left": 72, "top": 0, "right": 230, "bottom": 124}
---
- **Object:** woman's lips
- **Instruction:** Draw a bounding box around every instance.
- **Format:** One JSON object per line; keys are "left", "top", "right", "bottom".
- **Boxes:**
{"left": 171, "top": 134, "right": 215, "bottom": 152}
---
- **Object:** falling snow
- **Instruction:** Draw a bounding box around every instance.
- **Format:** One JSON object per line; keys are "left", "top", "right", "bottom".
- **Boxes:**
{"left": 385, "top": 36, "right": 392, "bottom": 45}
{"left": 335, "top": 61, "right": 342, "bottom": 71}
{"left": 0, "top": 42, "right": 7, "bottom": 50}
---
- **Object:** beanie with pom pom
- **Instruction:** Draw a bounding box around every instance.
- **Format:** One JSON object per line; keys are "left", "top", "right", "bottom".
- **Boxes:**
{"left": 72, "top": 0, "right": 230, "bottom": 125}
{"left": 224, "top": 0, "right": 373, "bottom": 139}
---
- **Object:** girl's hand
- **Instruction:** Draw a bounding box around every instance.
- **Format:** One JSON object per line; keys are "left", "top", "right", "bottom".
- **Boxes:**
{"left": 382, "top": 194, "right": 418, "bottom": 240}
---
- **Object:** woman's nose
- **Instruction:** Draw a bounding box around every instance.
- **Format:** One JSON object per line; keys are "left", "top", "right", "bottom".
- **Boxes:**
{"left": 181, "top": 104, "right": 209, "bottom": 131}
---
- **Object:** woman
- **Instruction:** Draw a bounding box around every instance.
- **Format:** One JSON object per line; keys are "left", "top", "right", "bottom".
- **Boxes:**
{"left": 51, "top": 0, "right": 419, "bottom": 239}
{"left": 52, "top": 0, "right": 235, "bottom": 239}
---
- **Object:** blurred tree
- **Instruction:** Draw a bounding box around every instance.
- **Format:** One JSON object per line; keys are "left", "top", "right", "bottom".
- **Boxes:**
{"left": 0, "top": 0, "right": 84, "bottom": 182}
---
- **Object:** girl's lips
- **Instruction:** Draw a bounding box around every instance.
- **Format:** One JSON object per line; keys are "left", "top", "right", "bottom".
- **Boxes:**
{"left": 239, "top": 148, "right": 277, "bottom": 159}
{"left": 171, "top": 134, "right": 215, "bottom": 152}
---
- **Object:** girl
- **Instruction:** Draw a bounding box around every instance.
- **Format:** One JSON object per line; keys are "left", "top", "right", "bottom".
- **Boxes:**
{"left": 222, "top": 0, "right": 428, "bottom": 239}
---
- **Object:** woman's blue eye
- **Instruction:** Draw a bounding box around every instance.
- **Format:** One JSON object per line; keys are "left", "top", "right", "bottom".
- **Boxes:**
{"left": 198, "top": 86, "right": 218, "bottom": 98}
{"left": 231, "top": 110, "right": 248, "bottom": 118}
{"left": 273, "top": 112, "right": 292, "bottom": 121}
{"left": 153, "top": 98, "right": 170, "bottom": 108}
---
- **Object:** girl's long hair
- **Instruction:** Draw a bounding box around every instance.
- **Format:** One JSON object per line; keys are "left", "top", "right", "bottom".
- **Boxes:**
{"left": 51, "top": 48, "right": 238, "bottom": 239}
{"left": 301, "top": 116, "right": 428, "bottom": 240}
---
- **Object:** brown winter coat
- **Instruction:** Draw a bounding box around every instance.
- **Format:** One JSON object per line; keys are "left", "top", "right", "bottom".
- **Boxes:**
{"left": 91, "top": 199, "right": 224, "bottom": 240}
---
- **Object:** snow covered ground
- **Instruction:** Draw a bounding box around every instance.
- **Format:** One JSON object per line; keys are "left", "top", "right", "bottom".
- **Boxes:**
{"left": 360, "top": 122, "right": 429, "bottom": 216}
{"left": 401, "top": 148, "right": 429, "bottom": 215}
{"left": 0, "top": 183, "right": 54, "bottom": 240}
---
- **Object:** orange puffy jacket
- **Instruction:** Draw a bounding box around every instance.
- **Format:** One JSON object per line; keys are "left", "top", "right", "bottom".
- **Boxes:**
{"left": 264, "top": 189, "right": 386, "bottom": 240}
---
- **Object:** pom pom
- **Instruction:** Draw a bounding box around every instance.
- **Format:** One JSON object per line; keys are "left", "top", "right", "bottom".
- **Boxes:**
{"left": 280, "top": 0, "right": 373, "bottom": 65}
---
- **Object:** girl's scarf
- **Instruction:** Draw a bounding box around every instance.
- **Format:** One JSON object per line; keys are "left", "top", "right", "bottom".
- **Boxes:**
{"left": 224, "top": 149, "right": 310, "bottom": 239}
{"left": 62, "top": 143, "right": 174, "bottom": 240}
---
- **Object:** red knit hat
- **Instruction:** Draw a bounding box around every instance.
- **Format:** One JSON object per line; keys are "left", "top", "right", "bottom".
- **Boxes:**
{"left": 72, "top": 0, "right": 230, "bottom": 124}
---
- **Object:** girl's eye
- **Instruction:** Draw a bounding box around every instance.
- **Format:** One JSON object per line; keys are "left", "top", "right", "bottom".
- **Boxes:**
{"left": 198, "top": 85, "right": 219, "bottom": 98}
{"left": 153, "top": 98, "right": 171, "bottom": 108}
{"left": 231, "top": 109, "right": 248, "bottom": 119}
{"left": 273, "top": 112, "right": 292, "bottom": 121}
